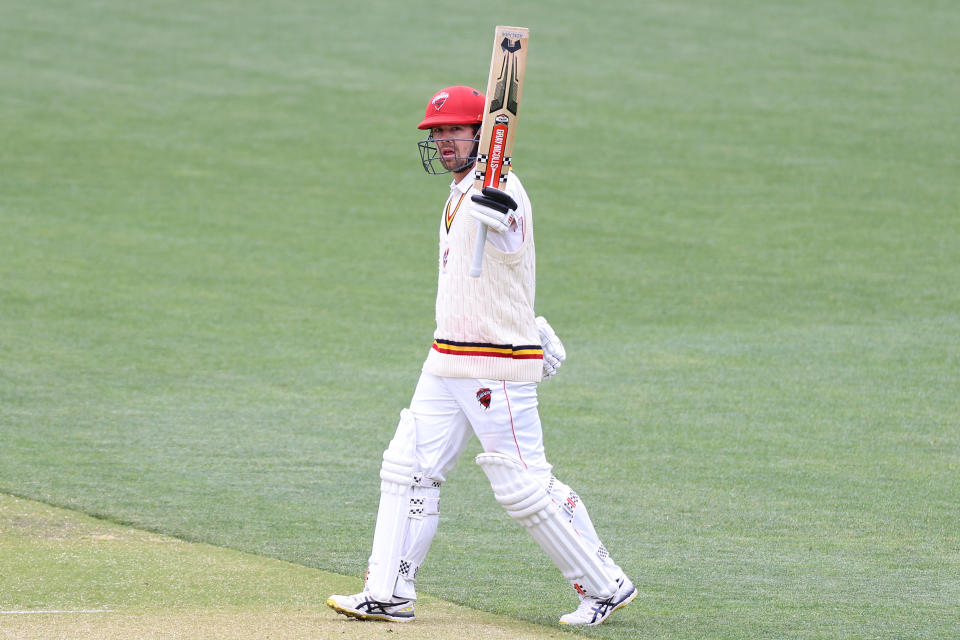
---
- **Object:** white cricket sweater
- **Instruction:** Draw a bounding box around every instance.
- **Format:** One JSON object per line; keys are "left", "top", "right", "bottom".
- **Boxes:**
{"left": 422, "top": 172, "right": 543, "bottom": 383}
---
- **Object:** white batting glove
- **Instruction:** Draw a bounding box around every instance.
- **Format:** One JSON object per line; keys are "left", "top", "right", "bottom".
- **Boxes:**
{"left": 470, "top": 187, "right": 518, "bottom": 233}
{"left": 536, "top": 316, "right": 566, "bottom": 380}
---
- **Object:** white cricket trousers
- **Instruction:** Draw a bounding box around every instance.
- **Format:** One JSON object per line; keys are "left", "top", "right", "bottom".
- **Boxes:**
{"left": 388, "top": 370, "right": 622, "bottom": 599}
{"left": 409, "top": 371, "right": 552, "bottom": 481}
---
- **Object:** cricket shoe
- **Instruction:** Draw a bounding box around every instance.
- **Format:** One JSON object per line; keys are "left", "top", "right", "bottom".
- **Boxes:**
{"left": 559, "top": 576, "right": 637, "bottom": 626}
{"left": 326, "top": 591, "right": 415, "bottom": 622}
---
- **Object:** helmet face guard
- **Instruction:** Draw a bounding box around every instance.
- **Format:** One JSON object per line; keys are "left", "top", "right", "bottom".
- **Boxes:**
{"left": 418, "top": 131, "right": 480, "bottom": 175}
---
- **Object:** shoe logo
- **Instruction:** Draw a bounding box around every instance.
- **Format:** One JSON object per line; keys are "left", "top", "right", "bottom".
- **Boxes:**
{"left": 476, "top": 387, "right": 492, "bottom": 409}
{"left": 574, "top": 583, "right": 586, "bottom": 596}
{"left": 591, "top": 601, "right": 613, "bottom": 623}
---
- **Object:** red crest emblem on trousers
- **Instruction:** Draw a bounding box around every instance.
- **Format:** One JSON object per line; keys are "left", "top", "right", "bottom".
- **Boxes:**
{"left": 476, "top": 387, "right": 492, "bottom": 409}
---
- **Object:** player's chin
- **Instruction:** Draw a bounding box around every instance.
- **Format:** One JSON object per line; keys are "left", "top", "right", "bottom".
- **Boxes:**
{"left": 440, "top": 154, "right": 462, "bottom": 170}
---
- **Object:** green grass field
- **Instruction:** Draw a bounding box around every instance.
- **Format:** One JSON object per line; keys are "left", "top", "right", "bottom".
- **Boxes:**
{"left": 2, "top": 1, "right": 958, "bottom": 638}
{"left": 0, "top": 494, "right": 563, "bottom": 640}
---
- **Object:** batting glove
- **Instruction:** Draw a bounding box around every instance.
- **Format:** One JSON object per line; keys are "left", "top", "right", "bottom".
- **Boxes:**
{"left": 536, "top": 316, "right": 566, "bottom": 380}
{"left": 470, "top": 187, "right": 518, "bottom": 234}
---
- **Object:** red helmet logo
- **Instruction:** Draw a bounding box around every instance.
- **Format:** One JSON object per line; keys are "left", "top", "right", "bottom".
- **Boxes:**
{"left": 431, "top": 91, "right": 450, "bottom": 111}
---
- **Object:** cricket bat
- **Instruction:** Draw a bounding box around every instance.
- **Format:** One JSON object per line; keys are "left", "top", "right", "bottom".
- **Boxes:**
{"left": 469, "top": 25, "right": 530, "bottom": 278}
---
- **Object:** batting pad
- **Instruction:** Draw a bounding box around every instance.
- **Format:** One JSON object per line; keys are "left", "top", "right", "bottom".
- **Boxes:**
{"left": 365, "top": 410, "right": 418, "bottom": 602}
{"left": 476, "top": 452, "right": 618, "bottom": 599}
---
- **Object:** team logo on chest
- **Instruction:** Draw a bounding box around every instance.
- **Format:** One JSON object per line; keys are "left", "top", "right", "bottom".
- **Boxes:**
{"left": 476, "top": 387, "right": 492, "bottom": 409}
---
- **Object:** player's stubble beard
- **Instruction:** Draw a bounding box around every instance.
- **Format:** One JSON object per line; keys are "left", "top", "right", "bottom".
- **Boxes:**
{"left": 439, "top": 138, "right": 478, "bottom": 175}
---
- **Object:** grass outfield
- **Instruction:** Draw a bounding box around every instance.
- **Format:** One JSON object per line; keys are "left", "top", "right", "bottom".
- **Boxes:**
{"left": 1, "top": 1, "right": 959, "bottom": 639}
{"left": 0, "top": 493, "right": 561, "bottom": 639}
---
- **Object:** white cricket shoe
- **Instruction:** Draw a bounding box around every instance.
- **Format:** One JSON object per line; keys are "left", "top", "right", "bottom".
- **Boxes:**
{"left": 559, "top": 576, "right": 637, "bottom": 626}
{"left": 326, "top": 591, "right": 415, "bottom": 622}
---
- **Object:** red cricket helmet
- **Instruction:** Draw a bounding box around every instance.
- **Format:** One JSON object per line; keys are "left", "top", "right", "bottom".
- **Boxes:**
{"left": 417, "top": 85, "right": 484, "bottom": 130}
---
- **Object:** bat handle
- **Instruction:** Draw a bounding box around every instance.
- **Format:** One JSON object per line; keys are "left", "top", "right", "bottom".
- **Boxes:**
{"left": 469, "top": 224, "right": 488, "bottom": 277}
